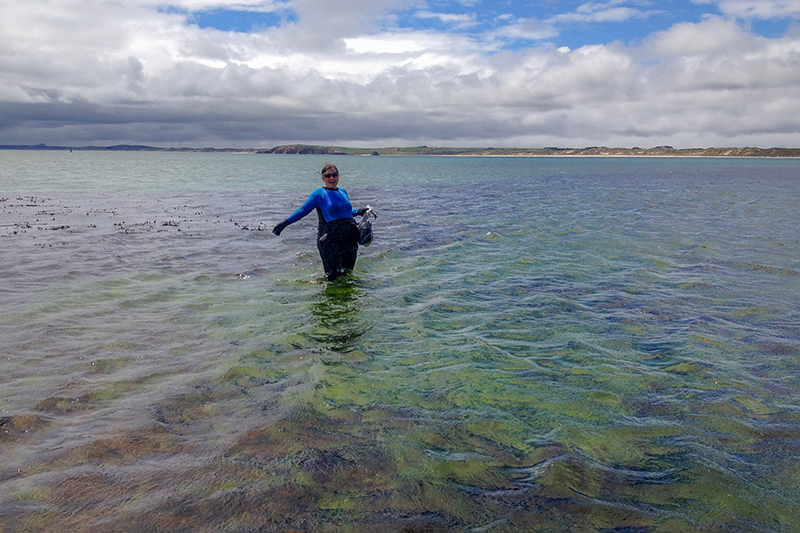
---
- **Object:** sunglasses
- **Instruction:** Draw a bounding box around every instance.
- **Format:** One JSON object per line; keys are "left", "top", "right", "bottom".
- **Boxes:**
{"left": 323, "top": 172, "right": 339, "bottom": 178}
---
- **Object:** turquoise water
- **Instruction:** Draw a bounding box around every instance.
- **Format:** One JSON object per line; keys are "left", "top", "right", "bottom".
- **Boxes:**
{"left": 1, "top": 152, "right": 799, "bottom": 532}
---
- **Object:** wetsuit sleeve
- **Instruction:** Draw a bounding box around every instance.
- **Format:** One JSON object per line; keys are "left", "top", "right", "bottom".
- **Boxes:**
{"left": 285, "top": 189, "right": 322, "bottom": 224}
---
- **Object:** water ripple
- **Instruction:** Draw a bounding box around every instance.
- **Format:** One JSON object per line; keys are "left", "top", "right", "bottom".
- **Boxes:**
{"left": 2, "top": 154, "right": 799, "bottom": 532}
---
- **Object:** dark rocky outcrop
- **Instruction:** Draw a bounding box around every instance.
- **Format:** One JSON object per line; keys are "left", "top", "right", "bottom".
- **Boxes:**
{"left": 257, "top": 145, "right": 349, "bottom": 155}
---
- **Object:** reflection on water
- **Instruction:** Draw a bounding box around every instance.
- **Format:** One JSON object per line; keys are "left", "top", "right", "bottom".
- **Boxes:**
{"left": 2, "top": 155, "right": 800, "bottom": 532}
{"left": 309, "top": 277, "right": 370, "bottom": 353}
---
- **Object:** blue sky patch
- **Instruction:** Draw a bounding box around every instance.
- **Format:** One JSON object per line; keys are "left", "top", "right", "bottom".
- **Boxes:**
{"left": 190, "top": 9, "right": 295, "bottom": 33}
{"left": 178, "top": 1, "right": 794, "bottom": 46}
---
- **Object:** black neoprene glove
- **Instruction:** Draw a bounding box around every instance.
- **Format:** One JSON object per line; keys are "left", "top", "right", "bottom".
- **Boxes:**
{"left": 355, "top": 208, "right": 368, "bottom": 217}
{"left": 272, "top": 220, "right": 289, "bottom": 236}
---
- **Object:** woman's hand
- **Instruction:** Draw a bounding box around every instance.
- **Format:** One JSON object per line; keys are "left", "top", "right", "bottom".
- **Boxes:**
{"left": 272, "top": 220, "right": 289, "bottom": 235}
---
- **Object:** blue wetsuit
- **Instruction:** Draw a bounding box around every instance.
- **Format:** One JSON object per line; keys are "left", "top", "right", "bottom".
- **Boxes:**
{"left": 285, "top": 187, "right": 360, "bottom": 225}
{"left": 283, "top": 187, "right": 361, "bottom": 279}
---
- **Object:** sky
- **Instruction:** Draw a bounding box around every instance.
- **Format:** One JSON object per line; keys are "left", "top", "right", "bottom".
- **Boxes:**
{"left": 2, "top": 0, "right": 800, "bottom": 149}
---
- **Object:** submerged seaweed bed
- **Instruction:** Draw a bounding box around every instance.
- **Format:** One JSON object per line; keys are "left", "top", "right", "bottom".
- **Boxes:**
{"left": 1, "top": 152, "right": 800, "bottom": 532}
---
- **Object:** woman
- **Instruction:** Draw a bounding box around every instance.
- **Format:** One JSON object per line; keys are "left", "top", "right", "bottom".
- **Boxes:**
{"left": 272, "top": 164, "right": 369, "bottom": 280}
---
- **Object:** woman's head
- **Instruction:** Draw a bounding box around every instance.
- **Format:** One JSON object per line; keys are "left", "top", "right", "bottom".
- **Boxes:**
{"left": 321, "top": 164, "right": 339, "bottom": 189}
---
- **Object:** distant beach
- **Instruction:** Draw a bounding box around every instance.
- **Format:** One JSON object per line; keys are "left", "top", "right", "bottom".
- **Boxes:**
{"left": 2, "top": 143, "right": 800, "bottom": 157}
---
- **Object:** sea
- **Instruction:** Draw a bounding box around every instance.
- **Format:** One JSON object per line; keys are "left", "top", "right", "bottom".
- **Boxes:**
{"left": 1, "top": 151, "right": 799, "bottom": 532}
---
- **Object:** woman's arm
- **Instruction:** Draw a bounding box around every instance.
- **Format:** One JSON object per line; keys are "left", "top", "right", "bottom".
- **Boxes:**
{"left": 272, "top": 189, "right": 322, "bottom": 235}
{"left": 286, "top": 189, "right": 322, "bottom": 224}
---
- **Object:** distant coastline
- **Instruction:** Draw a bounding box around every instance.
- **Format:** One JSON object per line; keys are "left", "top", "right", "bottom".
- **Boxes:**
{"left": 2, "top": 143, "right": 800, "bottom": 158}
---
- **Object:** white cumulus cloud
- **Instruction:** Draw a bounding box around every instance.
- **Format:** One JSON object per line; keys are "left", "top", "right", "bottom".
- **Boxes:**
{"left": 1, "top": 0, "right": 800, "bottom": 148}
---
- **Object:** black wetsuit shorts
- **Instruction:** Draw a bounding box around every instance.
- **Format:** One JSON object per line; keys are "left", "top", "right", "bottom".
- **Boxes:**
{"left": 316, "top": 210, "right": 359, "bottom": 280}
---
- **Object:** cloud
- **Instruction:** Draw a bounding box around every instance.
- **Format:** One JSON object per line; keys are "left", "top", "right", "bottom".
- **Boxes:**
{"left": 644, "top": 17, "right": 800, "bottom": 89}
{"left": 646, "top": 16, "right": 754, "bottom": 56}
{"left": 486, "top": 17, "right": 561, "bottom": 44}
{"left": 285, "top": 0, "right": 416, "bottom": 40}
{"left": 1, "top": 1, "right": 800, "bottom": 148}
{"left": 164, "top": 0, "right": 289, "bottom": 12}
{"left": 414, "top": 10, "right": 478, "bottom": 29}
{"left": 694, "top": 0, "right": 800, "bottom": 19}
{"left": 547, "top": 1, "right": 661, "bottom": 24}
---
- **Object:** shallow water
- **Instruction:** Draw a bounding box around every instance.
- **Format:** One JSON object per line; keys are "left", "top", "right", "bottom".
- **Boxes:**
{"left": 1, "top": 152, "right": 799, "bottom": 532}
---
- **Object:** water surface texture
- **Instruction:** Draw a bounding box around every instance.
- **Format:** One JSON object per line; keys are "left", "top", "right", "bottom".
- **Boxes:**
{"left": 2, "top": 152, "right": 800, "bottom": 532}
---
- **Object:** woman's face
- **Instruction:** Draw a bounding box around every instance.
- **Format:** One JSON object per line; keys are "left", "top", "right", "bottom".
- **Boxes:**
{"left": 321, "top": 167, "right": 340, "bottom": 189}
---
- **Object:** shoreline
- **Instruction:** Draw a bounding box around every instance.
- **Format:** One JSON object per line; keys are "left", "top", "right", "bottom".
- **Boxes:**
{"left": 2, "top": 144, "right": 800, "bottom": 158}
